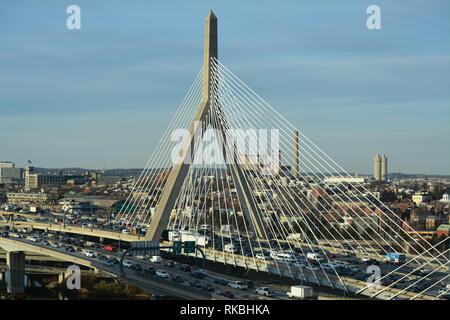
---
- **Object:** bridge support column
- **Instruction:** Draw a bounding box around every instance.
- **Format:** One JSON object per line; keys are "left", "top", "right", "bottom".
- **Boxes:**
{"left": 58, "top": 273, "right": 65, "bottom": 284}
{"left": 6, "top": 251, "right": 25, "bottom": 294}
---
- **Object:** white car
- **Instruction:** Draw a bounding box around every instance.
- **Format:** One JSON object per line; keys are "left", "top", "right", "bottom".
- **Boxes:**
{"left": 255, "top": 287, "right": 273, "bottom": 296}
{"left": 122, "top": 229, "right": 131, "bottom": 234}
{"left": 255, "top": 253, "right": 270, "bottom": 260}
{"left": 228, "top": 280, "right": 248, "bottom": 290}
{"left": 84, "top": 250, "right": 96, "bottom": 258}
{"left": 11, "top": 232, "right": 22, "bottom": 239}
{"left": 27, "top": 235, "right": 40, "bottom": 242}
{"left": 122, "top": 260, "right": 134, "bottom": 268}
{"left": 156, "top": 270, "right": 170, "bottom": 278}
{"left": 439, "top": 287, "right": 449, "bottom": 295}
{"left": 361, "top": 256, "right": 371, "bottom": 263}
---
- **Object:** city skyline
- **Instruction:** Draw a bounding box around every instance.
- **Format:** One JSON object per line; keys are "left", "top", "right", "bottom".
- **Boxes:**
{"left": 0, "top": 0, "right": 449, "bottom": 174}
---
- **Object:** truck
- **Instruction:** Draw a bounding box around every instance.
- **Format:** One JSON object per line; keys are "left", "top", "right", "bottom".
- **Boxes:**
{"left": 169, "top": 230, "right": 210, "bottom": 247}
{"left": 306, "top": 252, "right": 324, "bottom": 262}
{"left": 150, "top": 255, "right": 162, "bottom": 263}
{"left": 182, "top": 231, "right": 211, "bottom": 247}
{"left": 384, "top": 253, "right": 406, "bottom": 264}
{"left": 224, "top": 243, "right": 239, "bottom": 254}
{"left": 287, "top": 285, "right": 314, "bottom": 299}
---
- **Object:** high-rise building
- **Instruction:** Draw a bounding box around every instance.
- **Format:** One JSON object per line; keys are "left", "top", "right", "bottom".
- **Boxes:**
{"left": 0, "top": 161, "right": 14, "bottom": 169}
{"left": 381, "top": 155, "right": 388, "bottom": 181}
{"left": 292, "top": 130, "right": 300, "bottom": 178}
{"left": 373, "top": 154, "right": 388, "bottom": 182}
{"left": 373, "top": 155, "right": 381, "bottom": 181}
{"left": 25, "top": 167, "right": 39, "bottom": 189}
{"left": 0, "top": 167, "right": 23, "bottom": 183}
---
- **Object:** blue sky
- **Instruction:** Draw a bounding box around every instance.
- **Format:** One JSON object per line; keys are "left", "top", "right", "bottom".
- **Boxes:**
{"left": 0, "top": 0, "right": 449, "bottom": 174}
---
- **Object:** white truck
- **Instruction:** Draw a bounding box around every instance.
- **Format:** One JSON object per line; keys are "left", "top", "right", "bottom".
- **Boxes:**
{"left": 169, "top": 230, "right": 210, "bottom": 247}
{"left": 224, "top": 243, "right": 238, "bottom": 254}
{"left": 150, "top": 255, "right": 162, "bottom": 263}
{"left": 306, "top": 252, "right": 323, "bottom": 262}
{"left": 287, "top": 285, "right": 314, "bottom": 299}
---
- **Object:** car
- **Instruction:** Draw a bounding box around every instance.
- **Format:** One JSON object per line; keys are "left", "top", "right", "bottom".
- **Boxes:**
{"left": 156, "top": 270, "right": 170, "bottom": 278}
{"left": 228, "top": 280, "right": 248, "bottom": 290}
{"left": 104, "top": 258, "right": 116, "bottom": 266}
{"left": 201, "top": 284, "right": 215, "bottom": 292}
{"left": 439, "top": 287, "right": 449, "bottom": 295}
{"left": 255, "top": 253, "right": 270, "bottom": 260}
{"left": 190, "top": 271, "right": 206, "bottom": 279}
{"left": 84, "top": 250, "right": 96, "bottom": 258}
{"left": 10, "top": 232, "right": 22, "bottom": 239}
{"left": 103, "top": 245, "right": 116, "bottom": 252}
{"left": 122, "top": 260, "right": 134, "bottom": 268}
{"left": 171, "top": 275, "right": 184, "bottom": 283}
{"left": 1, "top": 231, "right": 9, "bottom": 238}
{"left": 50, "top": 242, "right": 61, "bottom": 248}
{"left": 213, "top": 278, "right": 229, "bottom": 286}
{"left": 361, "top": 256, "right": 371, "bottom": 263}
{"left": 178, "top": 264, "right": 192, "bottom": 272}
{"left": 162, "top": 261, "right": 175, "bottom": 268}
{"left": 133, "top": 265, "right": 144, "bottom": 272}
{"left": 65, "top": 246, "right": 76, "bottom": 252}
{"left": 144, "top": 267, "right": 156, "bottom": 275}
{"left": 222, "top": 291, "right": 234, "bottom": 298}
{"left": 27, "top": 234, "right": 40, "bottom": 242}
{"left": 189, "top": 280, "right": 202, "bottom": 288}
{"left": 255, "top": 287, "right": 273, "bottom": 297}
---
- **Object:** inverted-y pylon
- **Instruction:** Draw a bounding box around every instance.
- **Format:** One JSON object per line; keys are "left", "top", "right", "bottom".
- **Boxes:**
{"left": 144, "top": 12, "right": 266, "bottom": 241}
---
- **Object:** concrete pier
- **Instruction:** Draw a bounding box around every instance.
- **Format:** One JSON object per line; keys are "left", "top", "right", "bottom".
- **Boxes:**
{"left": 6, "top": 251, "right": 25, "bottom": 294}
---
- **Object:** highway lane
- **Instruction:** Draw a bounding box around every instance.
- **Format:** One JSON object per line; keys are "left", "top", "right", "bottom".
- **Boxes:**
{"left": 0, "top": 219, "right": 446, "bottom": 298}
{"left": 0, "top": 237, "right": 214, "bottom": 299}
{"left": 0, "top": 231, "right": 280, "bottom": 300}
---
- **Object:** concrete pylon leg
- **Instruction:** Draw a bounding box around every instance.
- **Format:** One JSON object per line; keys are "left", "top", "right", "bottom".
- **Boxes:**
{"left": 6, "top": 251, "right": 25, "bottom": 295}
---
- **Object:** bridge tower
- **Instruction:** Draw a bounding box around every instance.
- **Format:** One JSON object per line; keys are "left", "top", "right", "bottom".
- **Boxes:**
{"left": 144, "top": 12, "right": 266, "bottom": 242}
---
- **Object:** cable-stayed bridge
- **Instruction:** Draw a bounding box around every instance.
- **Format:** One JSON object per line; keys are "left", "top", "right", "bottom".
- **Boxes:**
{"left": 0, "top": 12, "right": 448, "bottom": 300}
{"left": 111, "top": 12, "right": 450, "bottom": 300}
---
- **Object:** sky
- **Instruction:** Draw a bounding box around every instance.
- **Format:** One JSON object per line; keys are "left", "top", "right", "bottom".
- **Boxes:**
{"left": 0, "top": 0, "right": 449, "bottom": 174}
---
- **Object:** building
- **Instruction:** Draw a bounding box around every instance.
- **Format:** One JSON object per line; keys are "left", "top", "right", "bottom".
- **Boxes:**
{"left": 440, "top": 193, "right": 450, "bottom": 203}
{"left": 324, "top": 176, "right": 370, "bottom": 184}
{"left": 25, "top": 167, "right": 39, "bottom": 189}
{"left": 381, "top": 155, "right": 388, "bottom": 181}
{"left": 373, "top": 155, "right": 381, "bottom": 181}
{"left": 0, "top": 167, "right": 23, "bottom": 183}
{"left": 25, "top": 167, "right": 85, "bottom": 189}
{"left": 373, "top": 154, "right": 388, "bottom": 182}
{"left": 436, "top": 224, "right": 450, "bottom": 238}
{"left": 0, "top": 161, "right": 14, "bottom": 169}
{"left": 6, "top": 192, "right": 57, "bottom": 205}
{"left": 412, "top": 192, "right": 432, "bottom": 206}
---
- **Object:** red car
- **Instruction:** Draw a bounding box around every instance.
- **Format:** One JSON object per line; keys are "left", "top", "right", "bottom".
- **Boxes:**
{"left": 325, "top": 253, "right": 335, "bottom": 259}
{"left": 307, "top": 259, "right": 320, "bottom": 266}
{"left": 222, "top": 291, "right": 234, "bottom": 298}
{"left": 103, "top": 245, "right": 116, "bottom": 252}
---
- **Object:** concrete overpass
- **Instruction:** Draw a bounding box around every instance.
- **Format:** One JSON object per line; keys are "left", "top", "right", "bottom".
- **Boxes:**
{"left": 0, "top": 237, "right": 211, "bottom": 299}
